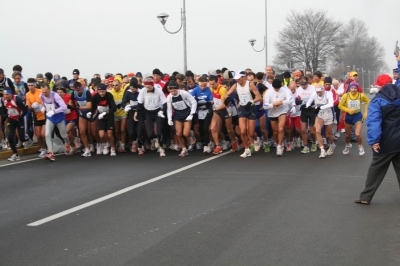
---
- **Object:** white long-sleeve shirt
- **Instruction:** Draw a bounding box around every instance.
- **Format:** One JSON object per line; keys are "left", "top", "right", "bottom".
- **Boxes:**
{"left": 306, "top": 91, "right": 334, "bottom": 109}
{"left": 166, "top": 90, "right": 197, "bottom": 121}
{"left": 137, "top": 87, "right": 167, "bottom": 111}
{"left": 263, "top": 87, "right": 293, "bottom": 117}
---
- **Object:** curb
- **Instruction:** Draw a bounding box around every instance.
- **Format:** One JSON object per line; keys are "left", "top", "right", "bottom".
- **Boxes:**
{"left": 0, "top": 145, "right": 41, "bottom": 159}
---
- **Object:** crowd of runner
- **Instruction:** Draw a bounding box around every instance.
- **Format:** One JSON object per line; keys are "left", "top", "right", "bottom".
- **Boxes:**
{"left": 0, "top": 64, "right": 397, "bottom": 162}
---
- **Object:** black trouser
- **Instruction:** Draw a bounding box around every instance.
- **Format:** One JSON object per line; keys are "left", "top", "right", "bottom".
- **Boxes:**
{"left": 144, "top": 110, "right": 165, "bottom": 145}
{"left": 359, "top": 152, "right": 400, "bottom": 202}
{"left": 334, "top": 105, "right": 340, "bottom": 127}
{"left": 8, "top": 118, "right": 27, "bottom": 154}
{"left": 127, "top": 110, "right": 138, "bottom": 141}
{"left": 199, "top": 112, "right": 212, "bottom": 146}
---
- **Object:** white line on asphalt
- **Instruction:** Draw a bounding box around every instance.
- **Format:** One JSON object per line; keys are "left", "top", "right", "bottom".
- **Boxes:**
{"left": 0, "top": 157, "right": 42, "bottom": 168}
{"left": 27, "top": 151, "right": 232, "bottom": 226}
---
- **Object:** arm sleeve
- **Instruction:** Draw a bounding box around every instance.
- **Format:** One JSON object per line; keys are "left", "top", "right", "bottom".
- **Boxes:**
{"left": 137, "top": 89, "right": 144, "bottom": 104}
{"left": 263, "top": 91, "right": 273, "bottom": 110}
{"left": 338, "top": 93, "right": 349, "bottom": 112}
{"left": 108, "top": 93, "right": 117, "bottom": 113}
{"left": 121, "top": 91, "right": 129, "bottom": 107}
{"left": 16, "top": 97, "right": 27, "bottom": 117}
{"left": 320, "top": 91, "right": 334, "bottom": 109}
{"left": 282, "top": 90, "right": 293, "bottom": 105}
{"left": 366, "top": 100, "right": 383, "bottom": 145}
{"left": 86, "top": 91, "right": 93, "bottom": 102}
{"left": 7, "top": 79, "right": 16, "bottom": 94}
{"left": 331, "top": 89, "right": 339, "bottom": 106}
{"left": 306, "top": 92, "right": 316, "bottom": 107}
{"left": 53, "top": 93, "right": 67, "bottom": 114}
{"left": 186, "top": 92, "right": 197, "bottom": 114}
{"left": 167, "top": 96, "right": 173, "bottom": 121}
{"left": 91, "top": 95, "right": 98, "bottom": 113}
{"left": 159, "top": 89, "right": 167, "bottom": 105}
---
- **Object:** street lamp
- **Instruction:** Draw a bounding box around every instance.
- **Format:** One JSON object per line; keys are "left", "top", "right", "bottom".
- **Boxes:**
{"left": 157, "top": 0, "right": 187, "bottom": 72}
{"left": 289, "top": 51, "right": 297, "bottom": 71}
{"left": 248, "top": 0, "right": 268, "bottom": 66}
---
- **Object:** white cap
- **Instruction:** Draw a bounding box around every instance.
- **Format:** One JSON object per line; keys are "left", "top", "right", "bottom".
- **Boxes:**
{"left": 233, "top": 70, "right": 246, "bottom": 80}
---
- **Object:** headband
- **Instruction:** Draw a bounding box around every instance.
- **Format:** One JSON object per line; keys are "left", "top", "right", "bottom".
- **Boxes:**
{"left": 144, "top": 81, "right": 154, "bottom": 86}
{"left": 27, "top": 83, "right": 36, "bottom": 86}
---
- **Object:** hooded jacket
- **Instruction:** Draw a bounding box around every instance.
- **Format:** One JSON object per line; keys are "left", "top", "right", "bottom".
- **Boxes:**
{"left": 366, "top": 83, "right": 400, "bottom": 155}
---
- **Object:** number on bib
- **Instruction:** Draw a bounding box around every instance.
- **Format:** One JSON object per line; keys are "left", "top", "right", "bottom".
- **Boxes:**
{"left": 8, "top": 108, "right": 19, "bottom": 116}
{"left": 198, "top": 110, "right": 208, "bottom": 120}
{"left": 172, "top": 100, "right": 186, "bottom": 110}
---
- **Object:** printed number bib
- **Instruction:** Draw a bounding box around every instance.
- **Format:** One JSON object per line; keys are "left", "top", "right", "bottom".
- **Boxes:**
{"left": 34, "top": 104, "right": 42, "bottom": 112}
{"left": 77, "top": 100, "right": 87, "bottom": 107}
{"left": 347, "top": 100, "right": 360, "bottom": 110}
{"left": 145, "top": 96, "right": 158, "bottom": 108}
{"left": 172, "top": 100, "right": 187, "bottom": 110}
{"left": 45, "top": 103, "right": 55, "bottom": 112}
{"left": 130, "top": 100, "right": 138, "bottom": 106}
{"left": 8, "top": 108, "right": 19, "bottom": 116}
{"left": 198, "top": 109, "right": 208, "bottom": 120}
{"left": 97, "top": 106, "right": 109, "bottom": 113}
{"left": 214, "top": 99, "right": 222, "bottom": 109}
{"left": 239, "top": 94, "right": 250, "bottom": 105}
{"left": 231, "top": 106, "right": 238, "bottom": 116}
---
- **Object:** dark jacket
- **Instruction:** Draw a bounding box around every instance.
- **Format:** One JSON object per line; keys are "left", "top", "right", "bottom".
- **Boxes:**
{"left": 366, "top": 84, "right": 400, "bottom": 155}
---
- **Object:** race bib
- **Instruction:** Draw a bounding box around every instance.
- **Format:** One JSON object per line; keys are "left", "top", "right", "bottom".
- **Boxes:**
{"left": 64, "top": 109, "right": 71, "bottom": 114}
{"left": 8, "top": 108, "right": 19, "bottom": 116}
{"left": 231, "top": 106, "right": 238, "bottom": 116}
{"left": 45, "top": 103, "right": 55, "bottom": 112}
{"left": 115, "top": 100, "right": 122, "bottom": 105}
{"left": 213, "top": 98, "right": 222, "bottom": 109}
{"left": 145, "top": 96, "right": 158, "bottom": 108}
{"left": 33, "top": 104, "right": 42, "bottom": 112}
{"left": 172, "top": 100, "right": 187, "bottom": 110}
{"left": 97, "top": 106, "right": 109, "bottom": 113}
{"left": 77, "top": 100, "right": 87, "bottom": 107}
{"left": 198, "top": 109, "right": 208, "bottom": 120}
{"left": 130, "top": 100, "right": 138, "bottom": 106}
{"left": 347, "top": 100, "right": 360, "bottom": 110}
{"left": 239, "top": 94, "right": 250, "bottom": 105}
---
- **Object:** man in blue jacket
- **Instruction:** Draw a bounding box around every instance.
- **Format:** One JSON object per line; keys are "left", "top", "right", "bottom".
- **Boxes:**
{"left": 395, "top": 53, "right": 400, "bottom": 88}
{"left": 355, "top": 74, "right": 400, "bottom": 205}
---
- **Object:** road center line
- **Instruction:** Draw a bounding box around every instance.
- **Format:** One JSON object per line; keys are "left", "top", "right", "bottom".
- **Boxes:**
{"left": 27, "top": 151, "right": 232, "bottom": 226}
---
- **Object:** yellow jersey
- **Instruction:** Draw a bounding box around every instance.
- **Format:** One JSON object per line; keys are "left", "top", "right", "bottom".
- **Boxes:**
{"left": 110, "top": 87, "right": 127, "bottom": 117}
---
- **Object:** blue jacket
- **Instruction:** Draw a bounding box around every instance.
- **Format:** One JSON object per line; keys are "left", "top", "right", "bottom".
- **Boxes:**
{"left": 395, "top": 61, "right": 400, "bottom": 88}
{"left": 366, "top": 84, "right": 400, "bottom": 155}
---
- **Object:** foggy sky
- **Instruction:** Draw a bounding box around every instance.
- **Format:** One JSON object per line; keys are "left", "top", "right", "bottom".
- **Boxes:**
{"left": 0, "top": 0, "right": 398, "bottom": 81}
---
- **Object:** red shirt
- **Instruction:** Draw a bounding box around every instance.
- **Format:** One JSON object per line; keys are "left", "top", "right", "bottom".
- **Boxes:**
{"left": 62, "top": 93, "right": 78, "bottom": 121}
{"left": 324, "top": 87, "right": 339, "bottom": 106}
{"left": 154, "top": 80, "right": 166, "bottom": 89}
{"left": 3, "top": 95, "right": 22, "bottom": 121}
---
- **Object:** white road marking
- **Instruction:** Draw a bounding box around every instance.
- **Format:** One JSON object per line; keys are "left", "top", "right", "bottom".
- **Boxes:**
{"left": 27, "top": 151, "right": 232, "bottom": 226}
{"left": 0, "top": 154, "right": 64, "bottom": 168}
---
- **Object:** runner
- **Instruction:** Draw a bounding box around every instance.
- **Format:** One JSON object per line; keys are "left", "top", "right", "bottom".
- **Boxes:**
{"left": 26, "top": 77, "right": 47, "bottom": 158}
{"left": 122, "top": 79, "right": 141, "bottom": 153}
{"left": 254, "top": 72, "right": 270, "bottom": 152}
{"left": 226, "top": 71, "right": 262, "bottom": 158}
{"left": 109, "top": 79, "right": 127, "bottom": 152}
{"left": 57, "top": 86, "right": 78, "bottom": 153}
{"left": 69, "top": 81, "right": 93, "bottom": 157}
{"left": 263, "top": 79, "right": 293, "bottom": 156}
{"left": 338, "top": 82, "right": 370, "bottom": 155}
{"left": 91, "top": 84, "right": 117, "bottom": 156}
{"left": 166, "top": 81, "right": 197, "bottom": 157}
{"left": 285, "top": 81, "right": 302, "bottom": 151}
{"left": 39, "top": 83, "right": 69, "bottom": 161}
{"left": 1, "top": 89, "right": 27, "bottom": 161}
{"left": 305, "top": 84, "right": 335, "bottom": 158}
{"left": 135, "top": 77, "right": 167, "bottom": 157}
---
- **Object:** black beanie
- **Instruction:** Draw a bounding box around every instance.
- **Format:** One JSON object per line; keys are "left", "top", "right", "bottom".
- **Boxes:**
{"left": 324, "top": 77, "right": 332, "bottom": 84}
{"left": 272, "top": 79, "right": 282, "bottom": 89}
{"left": 130, "top": 79, "right": 139, "bottom": 88}
{"left": 153, "top": 68, "right": 162, "bottom": 76}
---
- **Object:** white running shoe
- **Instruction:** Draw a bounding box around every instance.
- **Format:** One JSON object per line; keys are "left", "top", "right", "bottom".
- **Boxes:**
{"left": 359, "top": 145, "right": 365, "bottom": 156}
{"left": 96, "top": 143, "right": 102, "bottom": 155}
{"left": 240, "top": 149, "right": 251, "bottom": 158}
{"left": 334, "top": 132, "right": 340, "bottom": 138}
{"left": 343, "top": 144, "right": 352, "bottom": 155}
{"left": 319, "top": 148, "right": 326, "bottom": 158}
{"left": 327, "top": 143, "right": 336, "bottom": 155}
{"left": 159, "top": 148, "right": 166, "bottom": 157}
{"left": 110, "top": 148, "right": 116, "bottom": 156}
{"left": 254, "top": 137, "right": 261, "bottom": 152}
{"left": 131, "top": 141, "right": 138, "bottom": 153}
{"left": 8, "top": 154, "right": 20, "bottom": 162}
{"left": 38, "top": 149, "right": 47, "bottom": 158}
{"left": 16, "top": 141, "right": 22, "bottom": 149}
{"left": 89, "top": 144, "right": 94, "bottom": 153}
{"left": 23, "top": 141, "right": 30, "bottom": 150}
{"left": 277, "top": 145, "right": 284, "bottom": 156}
{"left": 81, "top": 148, "right": 91, "bottom": 157}
{"left": 221, "top": 140, "right": 228, "bottom": 151}
{"left": 285, "top": 142, "right": 292, "bottom": 152}
{"left": 209, "top": 141, "right": 215, "bottom": 151}
{"left": 295, "top": 138, "right": 301, "bottom": 148}
{"left": 102, "top": 143, "right": 109, "bottom": 155}
{"left": 179, "top": 149, "right": 188, "bottom": 157}
{"left": 340, "top": 129, "right": 346, "bottom": 133}
{"left": 203, "top": 145, "right": 211, "bottom": 154}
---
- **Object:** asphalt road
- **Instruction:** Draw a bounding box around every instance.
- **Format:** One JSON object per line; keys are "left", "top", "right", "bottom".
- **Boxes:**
{"left": 0, "top": 128, "right": 399, "bottom": 266}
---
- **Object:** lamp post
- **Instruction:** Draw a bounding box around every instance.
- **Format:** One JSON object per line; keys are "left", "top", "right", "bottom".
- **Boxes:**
{"left": 248, "top": 0, "right": 268, "bottom": 66}
{"left": 157, "top": 0, "right": 187, "bottom": 72}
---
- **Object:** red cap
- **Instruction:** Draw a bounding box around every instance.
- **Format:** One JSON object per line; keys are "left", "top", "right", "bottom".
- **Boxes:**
{"left": 107, "top": 76, "right": 115, "bottom": 82}
{"left": 163, "top": 75, "right": 169, "bottom": 82}
{"left": 374, "top": 74, "right": 392, "bottom": 87}
{"left": 127, "top": 72, "right": 135, "bottom": 77}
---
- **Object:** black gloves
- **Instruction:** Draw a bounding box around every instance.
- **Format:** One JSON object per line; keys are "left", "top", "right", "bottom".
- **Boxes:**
{"left": 295, "top": 98, "right": 303, "bottom": 105}
{"left": 224, "top": 97, "right": 231, "bottom": 106}
{"left": 116, "top": 103, "right": 122, "bottom": 109}
{"left": 300, "top": 105, "right": 305, "bottom": 111}
{"left": 244, "top": 102, "right": 252, "bottom": 111}
{"left": 315, "top": 106, "right": 321, "bottom": 115}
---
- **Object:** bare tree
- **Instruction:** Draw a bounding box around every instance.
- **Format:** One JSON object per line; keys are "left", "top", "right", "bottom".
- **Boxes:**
{"left": 330, "top": 18, "right": 387, "bottom": 85}
{"left": 273, "top": 10, "right": 343, "bottom": 74}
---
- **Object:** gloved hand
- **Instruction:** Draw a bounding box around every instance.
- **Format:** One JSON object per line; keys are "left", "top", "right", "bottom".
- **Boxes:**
{"left": 306, "top": 105, "right": 312, "bottom": 110}
{"left": 157, "top": 111, "right": 165, "bottom": 118}
{"left": 290, "top": 106, "right": 297, "bottom": 115}
{"left": 315, "top": 106, "right": 321, "bottom": 115}
{"left": 295, "top": 98, "right": 303, "bottom": 105}
{"left": 186, "top": 114, "right": 193, "bottom": 121}
{"left": 300, "top": 105, "right": 305, "bottom": 111}
{"left": 116, "top": 103, "right": 122, "bottom": 109}
{"left": 124, "top": 105, "right": 131, "bottom": 112}
{"left": 99, "top": 112, "right": 106, "bottom": 120}
{"left": 223, "top": 97, "right": 231, "bottom": 106}
{"left": 47, "top": 110, "right": 55, "bottom": 117}
{"left": 32, "top": 102, "right": 39, "bottom": 110}
{"left": 65, "top": 109, "right": 71, "bottom": 114}
{"left": 86, "top": 112, "right": 92, "bottom": 119}
{"left": 244, "top": 101, "right": 253, "bottom": 111}
{"left": 67, "top": 105, "right": 72, "bottom": 109}
{"left": 40, "top": 107, "right": 46, "bottom": 113}
{"left": 168, "top": 120, "right": 173, "bottom": 126}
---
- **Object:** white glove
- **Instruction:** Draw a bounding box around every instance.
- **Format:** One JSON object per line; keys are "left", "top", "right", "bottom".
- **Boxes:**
{"left": 86, "top": 112, "right": 92, "bottom": 119}
{"left": 47, "top": 110, "right": 55, "bottom": 117}
{"left": 168, "top": 120, "right": 173, "bottom": 126}
{"left": 99, "top": 112, "right": 106, "bottom": 120}
{"left": 40, "top": 107, "right": 46, "bottom": 113}
{"left": 186, "top": 114, "right": 193, "bottom": 121}
{"left": 64, "top": 109, "right": 71, "bottom": 114}
{"left": 290, "top": 106, "right": 297, "bottom": 115}
{"left": 31, "top": 102, "right": 39, "bottom": 109}
{"left": 157, "top": 111, "right": 165, "bottom": 118}
{"left": 124, "top": 105, "right": 131, "bottom": 112}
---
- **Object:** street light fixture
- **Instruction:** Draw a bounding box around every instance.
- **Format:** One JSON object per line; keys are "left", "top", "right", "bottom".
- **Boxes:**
{"left": 248, "top": 0, "right": 268, "bottom": 67}
{"left": 157, "top": 0, "right": 187, "bottom": 72}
